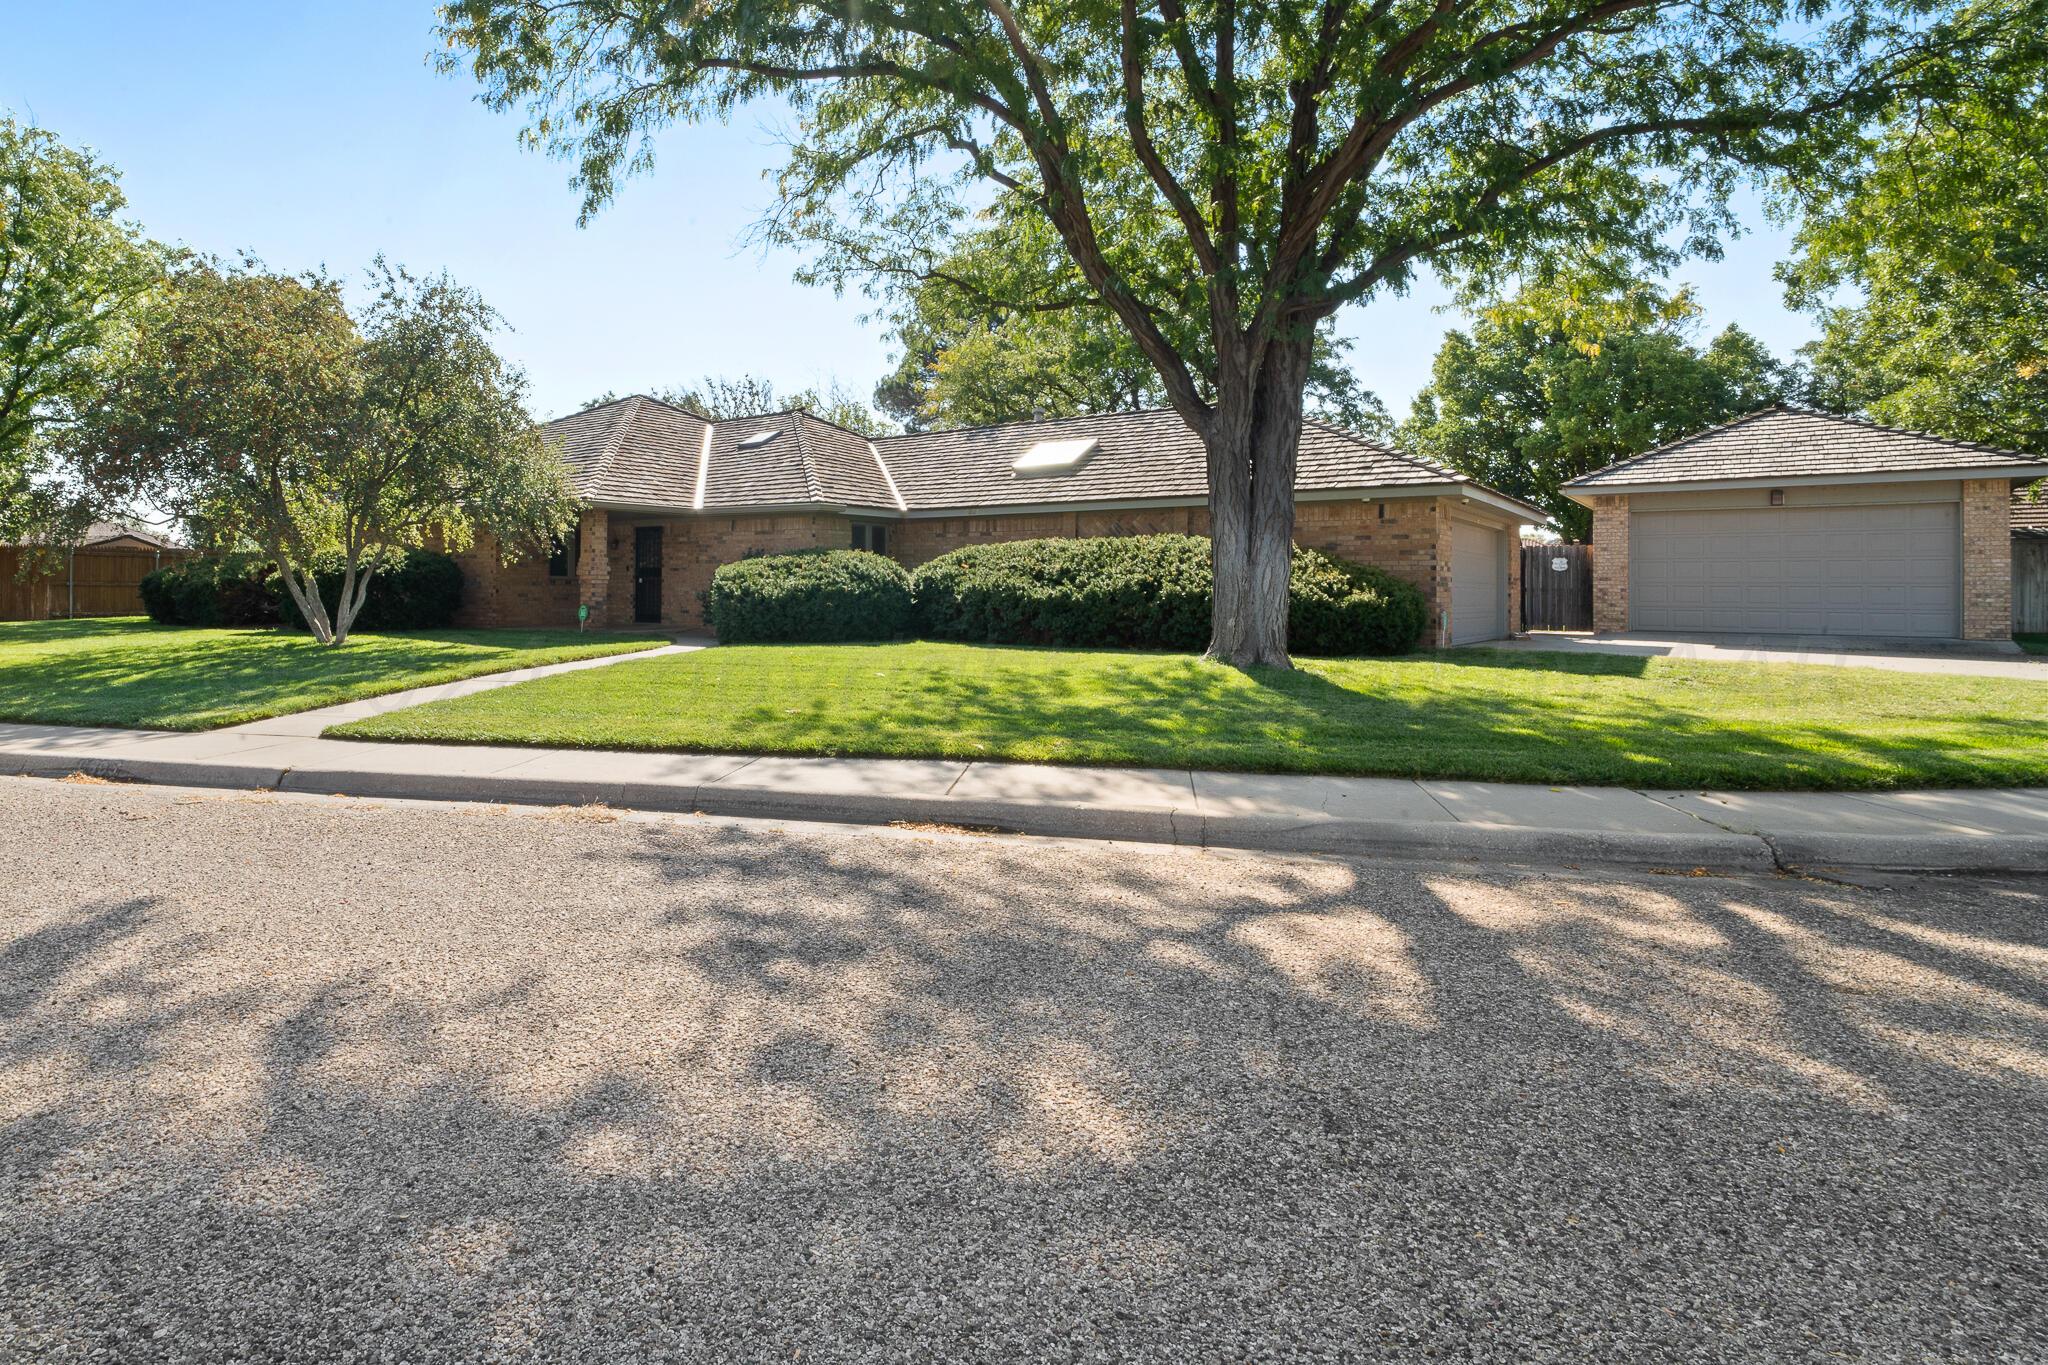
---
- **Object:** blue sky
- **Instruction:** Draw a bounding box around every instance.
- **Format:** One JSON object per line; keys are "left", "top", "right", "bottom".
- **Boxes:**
{"left": 6, "top": 1, "right": 1815, "bottom": 425}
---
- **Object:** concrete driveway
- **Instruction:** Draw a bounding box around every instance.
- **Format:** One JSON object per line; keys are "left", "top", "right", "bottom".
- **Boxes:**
{"left": 4, "top": 779, "right": 2045, "bottom": 1362}
{"left": 1472, "top": 629, "right": 2048, "bottom": 679}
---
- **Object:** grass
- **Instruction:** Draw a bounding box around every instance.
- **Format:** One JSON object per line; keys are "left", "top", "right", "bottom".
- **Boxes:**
{"left": 331, "top": 640, "right": 2048, "bottom": 791}
{"left": 0, "top": 617, "right": 663, "bottom": 730}
{"left": 2019, "top": 634, "right": 2047, "bottom": 656}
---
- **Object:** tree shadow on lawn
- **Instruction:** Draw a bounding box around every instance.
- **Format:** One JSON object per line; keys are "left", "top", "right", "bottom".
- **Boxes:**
{"left": 0, "top": 620, "right": 611, "bottom": 730}
{"left": 735, "top": 646, "right": 2048, "bottom": 790}
{"left": 5, "top": 805, "right": 2045, "bottom": 1358}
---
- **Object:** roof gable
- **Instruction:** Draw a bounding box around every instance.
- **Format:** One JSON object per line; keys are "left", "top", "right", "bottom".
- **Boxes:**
{"left": 1567, "top": 404, "right": 2048, "bottom": 492}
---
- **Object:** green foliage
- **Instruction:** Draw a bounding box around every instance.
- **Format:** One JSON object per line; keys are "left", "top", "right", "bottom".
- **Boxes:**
{"left": 703, "top": 548, "right": 915, "bottom": 642}
{"left": 909, "top": 534, "right": 1426, "bottom": 655}
{"left": 869, "top": 224, "right": 1388, "bottom": 435}
{"left": 137, "top": 555, "right": 279, "bottom": 628}
{"left": 69, "top": 258, "right": 577, "bottom": 643}
{"left": 1402, "top": 281, "right": 1789, "bottom": 540}
{"left": 273, "top": 549, "right": 464, "bottom": 633}
{"left": 1783, "top": 58, "right": 2046, "bottom": 454}
{"left": 0, "top": 116, "right": 164, "bottom": 544}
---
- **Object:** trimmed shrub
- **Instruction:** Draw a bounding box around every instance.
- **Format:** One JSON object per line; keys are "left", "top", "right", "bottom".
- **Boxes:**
{"left": 909, "top": 533, "right": 1427, "bottom": 656}
{"left": 1285, "top": 548, "right": 1430, "bottom": 656}
{"left": 137, "top": 555, "right": 280, "bottom": 627}
{"left": 704, "top": 548, "right": 914, "bottom": 643}
{"left": 274, "top": 548, "right": 464, "bottom": 633}
{"left": 910, "top": 535, "right": 1213, "bottom": 650}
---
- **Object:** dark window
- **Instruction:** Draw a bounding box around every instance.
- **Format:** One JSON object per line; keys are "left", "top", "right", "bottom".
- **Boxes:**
{"left": 547, "top": 529, "right": 580, "bottom": 578}
{"left": 851, "top": 524, "right": 867, "bottom": 551}
{"left": 852, "top": 522, "right": 889, "bottom": 556}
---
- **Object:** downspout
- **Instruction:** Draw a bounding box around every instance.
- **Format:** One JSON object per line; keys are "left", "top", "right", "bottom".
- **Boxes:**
{"left": 66, "top": 548, "right": 75, "bottom": 619}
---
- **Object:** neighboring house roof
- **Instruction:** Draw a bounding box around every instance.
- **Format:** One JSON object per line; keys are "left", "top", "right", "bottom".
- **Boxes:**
{"left": 1564, "top": 404, "right": 2048, "bottom": 496}
{"left": 547, "top": 400, "right": 1546, "bottom": 522}
{"left": 5, "top": 521, "right": 182, "bottom": 551}
{"left": 2017, "top": 480, "right": 2048, "bottom": 537}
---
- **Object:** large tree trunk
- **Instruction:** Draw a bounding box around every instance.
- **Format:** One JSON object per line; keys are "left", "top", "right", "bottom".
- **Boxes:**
{"left": 1204, "top": 333, "right": 1312, "bottom": 669}
{"left": 329, "top": 554, "right": 377, "bottom": 646}
{"left": 273, "top": 553, "right": 335, "bottom": 645}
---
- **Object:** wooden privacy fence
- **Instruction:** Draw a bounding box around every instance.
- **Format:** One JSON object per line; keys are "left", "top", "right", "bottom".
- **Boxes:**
{"left": 0, "top": 546, "right": 190, "bottom": 621}
{"left": 1521, "top": 542, "right": 1594, "bottom": 632}
{"left": 2017, "top": 537, "right": 2048, "bottom": 634}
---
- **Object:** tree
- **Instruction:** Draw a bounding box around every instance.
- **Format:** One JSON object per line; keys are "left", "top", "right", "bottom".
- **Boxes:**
{"left": 852, "top": 222, "right": 1387, "bottom": 434}
{"left": 71, "top": 260, "right": 577, "bottom": 644}
{"left": 584, "top": 374, "right": 894, "bottom": 434}
{"left": 1782, "top": 56, "right": 2046, "bottom": 455}
{"left": 441, "top": 0, "right": 2031, "bottom": 666}
{"left": 1402, "top": 281, "right": 1788, "bottom": 539}
{"left": 0, "top": 116, "right": 163, "bottom": 545}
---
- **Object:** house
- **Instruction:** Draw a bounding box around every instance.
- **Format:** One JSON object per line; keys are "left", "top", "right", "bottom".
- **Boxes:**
{"left": 1563, "top": 405, "right": 2048, "bottom": 642}
{"left": 453, "top": 398, "right": 1546, "bottom": 645}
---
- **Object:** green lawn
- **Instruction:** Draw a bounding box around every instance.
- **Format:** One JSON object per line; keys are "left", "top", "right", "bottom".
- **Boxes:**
{"left": 2020, "top": 634, "right": 2047, "bottom": 656}
{"left": 331, "top": 640, "right": 2048, "bottom": 791}
{"left": 0, "top": 617, "right": 662, "bottom": 730}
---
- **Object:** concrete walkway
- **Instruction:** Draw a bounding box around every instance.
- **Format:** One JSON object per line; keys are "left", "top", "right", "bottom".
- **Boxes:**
{"left": 1473, "top": 631, "right": 2047, "bottom": 679}
{"left": 4, "top": 717, "right": 2045, "bottom": 876}
{"left": 223, "top": 640, "right": 702, "bottom": 737}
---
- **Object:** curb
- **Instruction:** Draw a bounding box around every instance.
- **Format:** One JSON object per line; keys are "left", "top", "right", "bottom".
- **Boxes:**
{"left": 6, "top": 750, "right": 2039, "bottom": 877}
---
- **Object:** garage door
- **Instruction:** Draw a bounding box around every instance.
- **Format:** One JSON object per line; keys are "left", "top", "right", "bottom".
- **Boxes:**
{"left": 1449, "top": 521, "right": 1508, "bottom": 644}
{"left": 1631, "top": 503, "right": 1959, "bottom": 637}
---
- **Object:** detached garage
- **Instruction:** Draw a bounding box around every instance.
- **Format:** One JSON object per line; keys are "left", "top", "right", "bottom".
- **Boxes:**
{"left": 1565, "top": 406, "right": 2047, "bottom": 644}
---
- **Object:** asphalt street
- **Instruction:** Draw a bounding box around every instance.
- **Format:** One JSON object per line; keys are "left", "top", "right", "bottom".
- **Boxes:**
{"left": 2, "top": 776, "right": 2043, "bottom": 1363}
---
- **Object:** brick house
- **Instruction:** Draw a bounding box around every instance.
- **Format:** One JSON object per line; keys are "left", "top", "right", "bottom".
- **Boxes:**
{"left": 454, "top": 396, "right": 1545, "bottom": 646}
{"left": 1563, "top": 405, "right": 2047, "bottom": 642}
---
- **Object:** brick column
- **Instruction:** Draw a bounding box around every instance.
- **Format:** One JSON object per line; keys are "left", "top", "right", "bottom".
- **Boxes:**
{"left": 1590, "top": 494, "right": 1630, "bottom": 633}
{"left": 1961, "top": 478, "right": 2013, "bottom": 641}
{"left": 576, "top": 508, "right": 610, "bottom": 624}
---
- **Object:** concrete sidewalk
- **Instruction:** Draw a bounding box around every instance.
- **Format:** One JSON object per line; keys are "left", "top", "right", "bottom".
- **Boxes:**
{"left": 4, "top": 718, "right": 2046, "bottom": 876}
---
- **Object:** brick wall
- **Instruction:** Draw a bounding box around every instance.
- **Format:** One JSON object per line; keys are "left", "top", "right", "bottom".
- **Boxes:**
{"left": 453, "top": 496, "right": 1530, "bottom": 647}
{"left": 1590, "top": 494, "right": 1630, "bottom": 632}
{"left": 1961, "top": 478, "right": 2014, "bottom": 641}
{"left": 450, "top": 530, "right": 585, "bottom": 630}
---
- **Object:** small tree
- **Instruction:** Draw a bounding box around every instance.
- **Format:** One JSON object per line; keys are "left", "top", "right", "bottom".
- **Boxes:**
{"left": 440, "top": 0, "right": 2024, "bottom": 666}
{"left": 72, "top": 259, "right": 577, "bottom": 644}
{"left": 0, "top": 116, "right": 163, "bottom": 546}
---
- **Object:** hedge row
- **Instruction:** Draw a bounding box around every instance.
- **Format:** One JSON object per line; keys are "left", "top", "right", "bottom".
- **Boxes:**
{"left": 704, "top": 535, "right": 1427, "bottom": 655}
{"left": 139, "top": 549, "right": 463, "bottom": 631}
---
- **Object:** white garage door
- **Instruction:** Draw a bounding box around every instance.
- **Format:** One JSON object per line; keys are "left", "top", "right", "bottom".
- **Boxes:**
{"left": 1631, "top": 503, "right": 1959, "bottom": 637}
{"left": 1449, "top": 521, "right": 1508, "bottom": 644}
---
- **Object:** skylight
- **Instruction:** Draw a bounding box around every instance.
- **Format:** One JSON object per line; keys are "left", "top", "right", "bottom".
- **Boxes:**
{"left": 737, "top": 429, "right": 781, "bottom": 450}
{"left": 1012, "top": 436, "right": 1099, "bottom": 473}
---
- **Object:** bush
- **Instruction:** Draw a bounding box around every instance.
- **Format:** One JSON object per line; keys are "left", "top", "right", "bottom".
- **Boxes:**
{"left": 138, "top": 555, "right": 280, "bottom": 627}
{"left": 909, "top": 533, "right": 1427, "bottom": 656}
{"left": 704, "top": 548, "right": 915, "bottom": 643}
{"left": 274, "top": 548, "right": 464, "bottom": 633}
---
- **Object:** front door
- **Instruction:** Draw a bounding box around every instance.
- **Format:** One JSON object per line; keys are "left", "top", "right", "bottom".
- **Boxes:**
{"left": 633, "top": 525, "right": 663, "bottom": 624}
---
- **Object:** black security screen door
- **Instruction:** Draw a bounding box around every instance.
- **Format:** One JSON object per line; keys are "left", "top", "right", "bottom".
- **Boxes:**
{"left": 633, "top": 525, "right": 663, "bottom": 623}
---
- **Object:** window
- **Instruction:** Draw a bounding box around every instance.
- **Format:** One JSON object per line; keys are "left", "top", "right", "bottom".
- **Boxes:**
{"left": 547, "top": 528, "right": 580, "bottom": 578}
{"left": 737, "top": 429, "right": 781, "bottom": 450}
{"left": 851, "top": 522, "right": 890, "bottom": 556}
